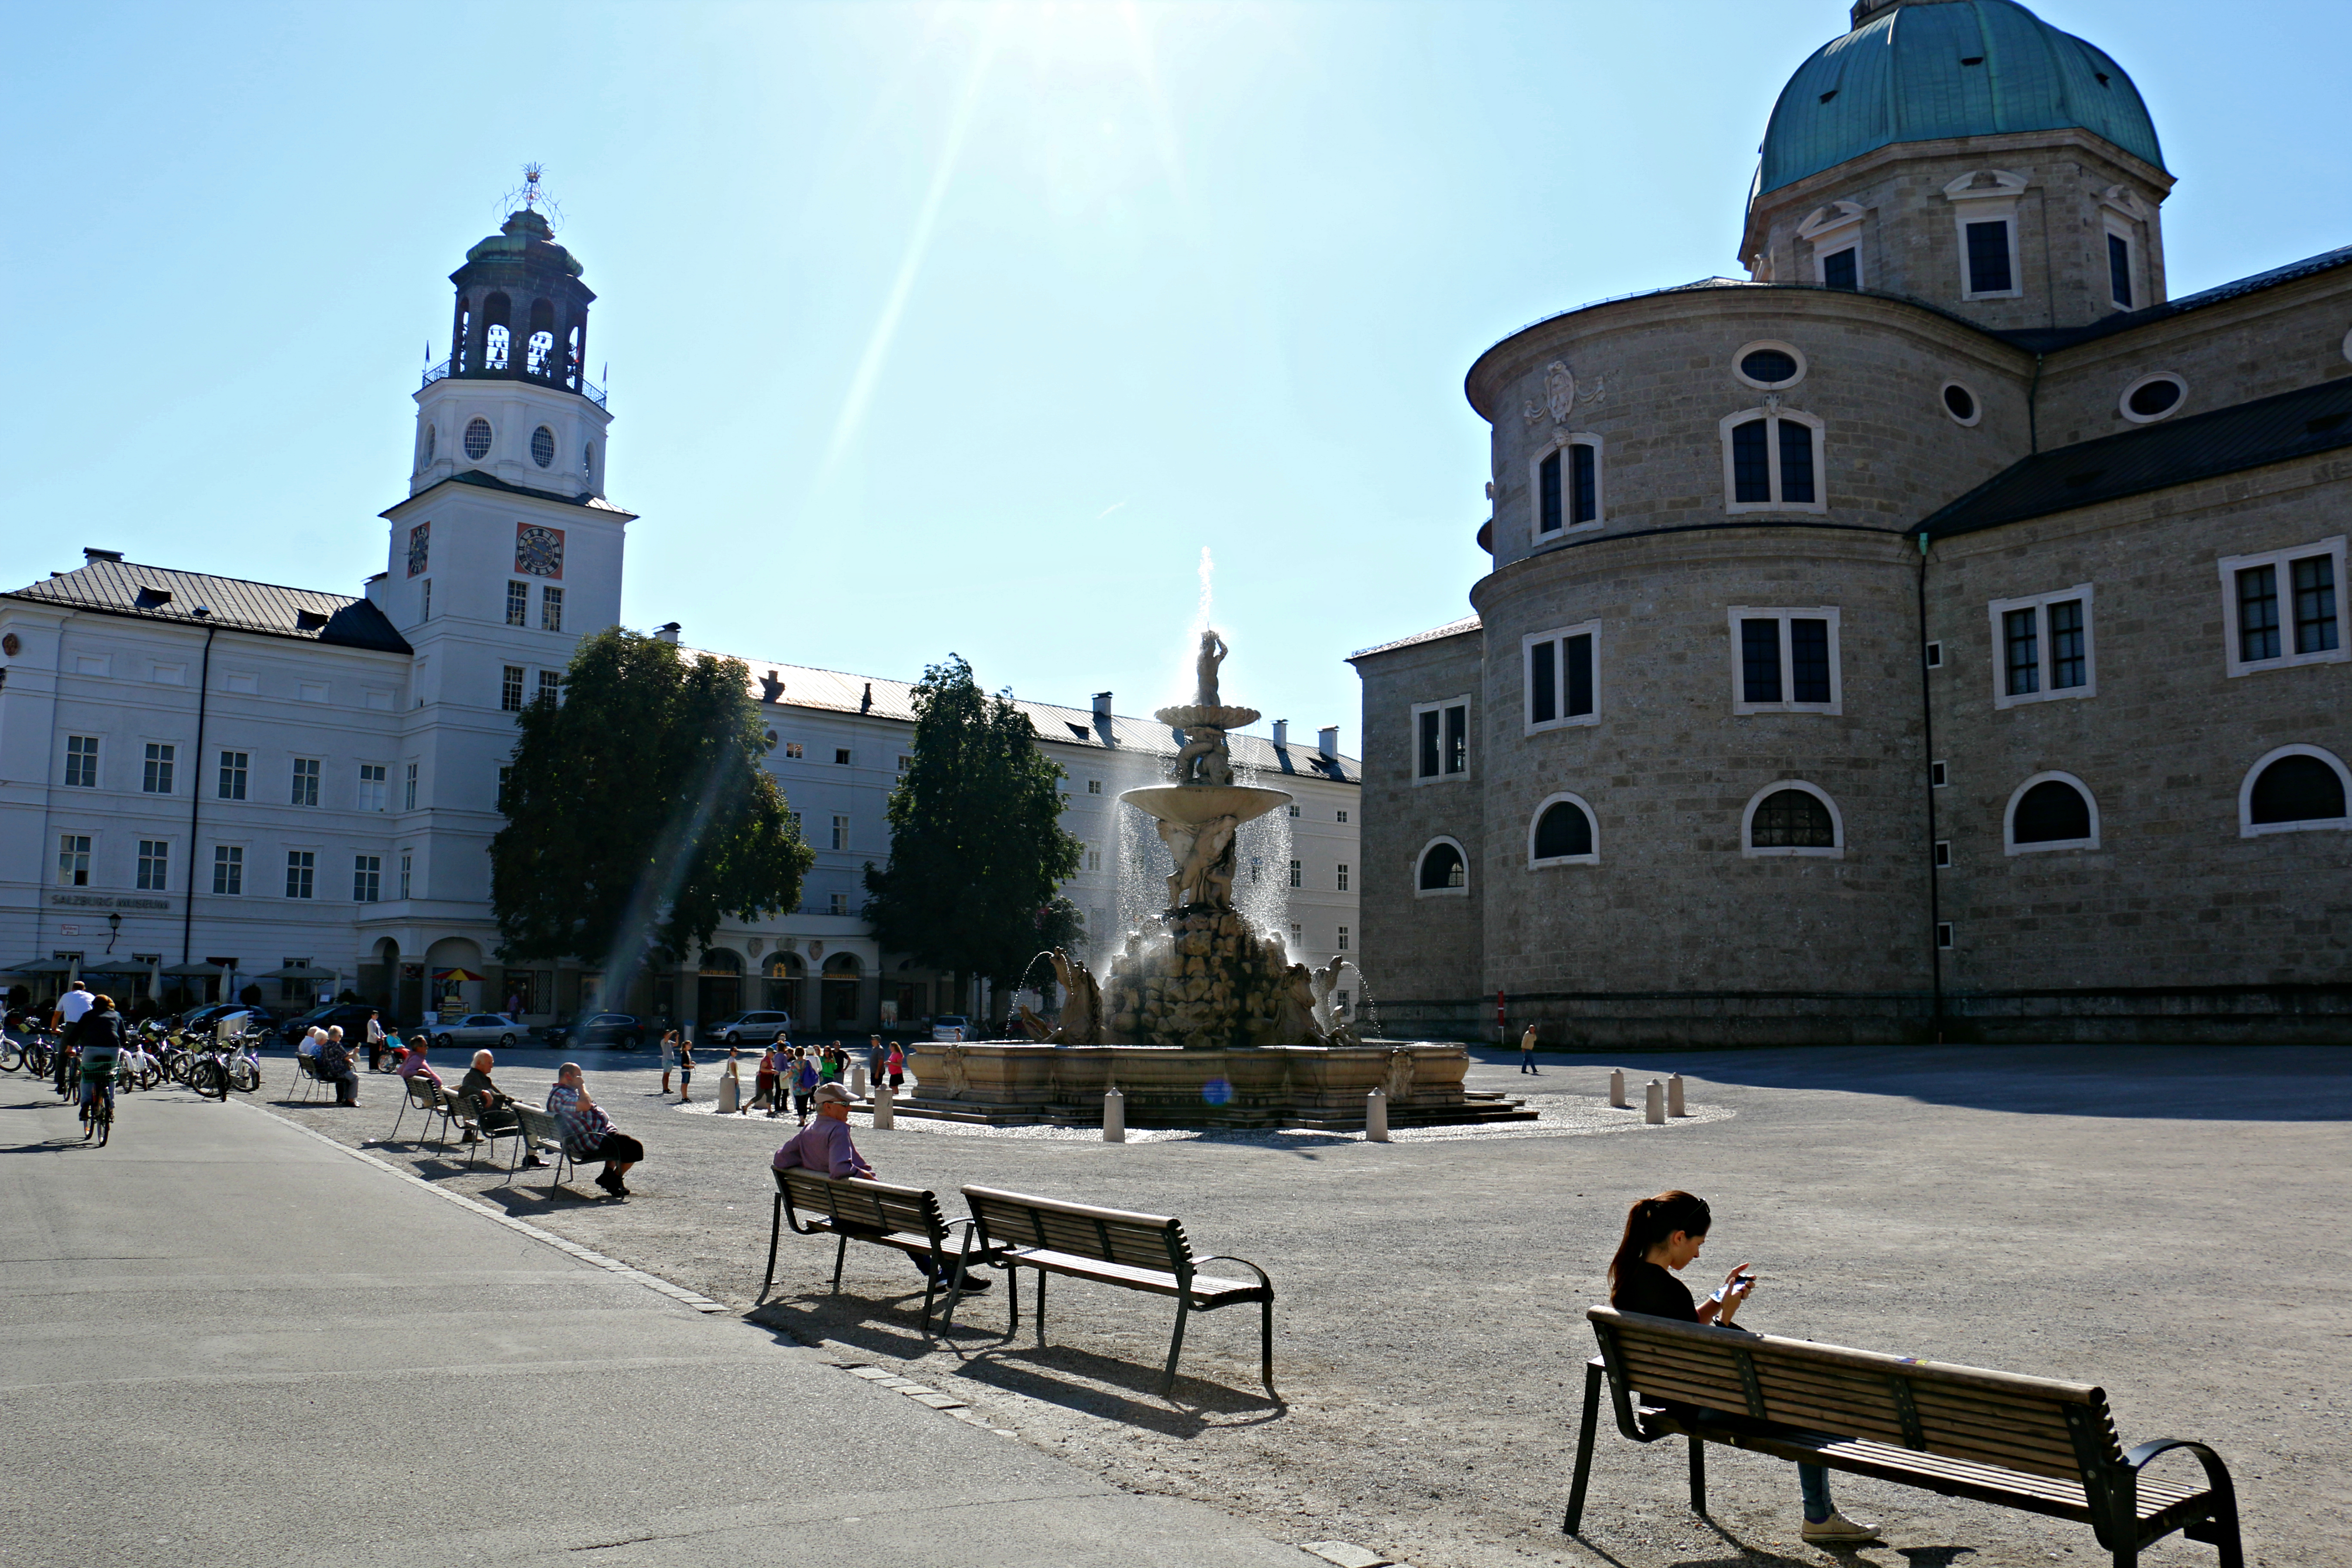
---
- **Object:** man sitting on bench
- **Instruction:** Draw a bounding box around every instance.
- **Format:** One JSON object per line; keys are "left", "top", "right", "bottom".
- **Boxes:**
{"left": 773, "top": 1084, "right": 988, "bottom": 1292}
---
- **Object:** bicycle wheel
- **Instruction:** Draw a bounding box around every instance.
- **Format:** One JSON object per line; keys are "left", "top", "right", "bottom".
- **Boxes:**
{"left": 192, "top": 1059, "right": 228, "bottom": 1100}
{"left": 231, "top": 1057, "right": 261, "bottom": 1093}
{"left": 27, "top": 1041, "right": 52, "bottom": 1077}
{"left": 0, "top": 1037, "right": 21, "bottom": 1072}
{"left": 93, "top": 1096, "right": 112, "bottom": 1147}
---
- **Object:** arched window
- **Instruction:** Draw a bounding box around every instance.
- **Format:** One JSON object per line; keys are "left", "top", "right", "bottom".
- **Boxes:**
{"left": 452, "top": 297, "right": 473, "bottom": 374}
{"left": 2240, "top": 746, "right": 2351, "bottom": 836}
{"left": 482, "top": 293, "right": 512, "bottom": 371}
{"left": 1719, "top": 407, "right": 1826, "bottom": 514}
{"left": 1417, "top": 838, "right": 1468, "bottom": 895}
{"left": 695, "top": 947, "right": 744, "bottom": 1023}
{"left": 421, "top": 422, "right": 436, "bottom": 464}
{"left": 1528, "top": 793, "right": 1598, "bottom": 867}
{"left": 2005, "top": 772, "right": 2098, "bottom": 854}
{"left": 1741, "top": 782, "right": 1843, "bottom": 858}
{"left": 1529, "top": 433, "right": 1602, "bottom": 539}
{"left": 526, "top": 298, "right": 556, "bottom": 378}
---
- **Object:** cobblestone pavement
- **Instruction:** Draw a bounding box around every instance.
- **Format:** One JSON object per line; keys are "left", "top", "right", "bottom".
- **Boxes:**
{"left": 256, "top": 1044, "right": 2350, "bottom": 1568}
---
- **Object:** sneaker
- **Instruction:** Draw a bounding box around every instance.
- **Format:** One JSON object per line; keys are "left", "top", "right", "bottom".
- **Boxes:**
{"left": 1801, "top": 1512, "right": 1880, "bottom": 1545}
{"left": 522, "top": 1154, "right": 546, "bottom": 1168}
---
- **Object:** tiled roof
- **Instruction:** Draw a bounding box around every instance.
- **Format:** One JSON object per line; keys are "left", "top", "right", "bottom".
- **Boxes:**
{"left": 1997, "top": 243, "right": 2352, "bottom": 354}
{"left": 689, "top": 649, "right": 1361, "bottom": 785}
{"left": 1347, "top": 615, "right": 1483, "bottom": 663}
{"left": 3, "top": 556, "right": 412, "bottom": 653}
{"left": 1918, "top": 374, "right": 2352, "bottom": 541}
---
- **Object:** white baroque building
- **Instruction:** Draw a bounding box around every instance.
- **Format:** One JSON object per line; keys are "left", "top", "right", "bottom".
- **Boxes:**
{"left": 0, "top": 206, "right": 1361, "bottom": 1031}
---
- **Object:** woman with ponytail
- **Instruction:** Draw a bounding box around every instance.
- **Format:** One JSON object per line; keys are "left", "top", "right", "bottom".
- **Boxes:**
{"left": 1606, "top": 1190, "right": 1878, "bottom": 1545}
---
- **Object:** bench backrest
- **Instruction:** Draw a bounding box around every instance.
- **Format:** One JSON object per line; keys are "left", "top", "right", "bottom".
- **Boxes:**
{"left": 515, "top": 1104, "right": 560, "bottom": 1146}
{"left": 962, "top": 1185, "right": 1191, "bottom": 1275}
{"left": 1590, "top": 1306, "right": 2120, "bottom": 1481}
{"left": 404, "top": 1074, "right": 440, "bottom": 1109}
{"left": 776, "top": 1168, "right": 946, "bottom": 1241}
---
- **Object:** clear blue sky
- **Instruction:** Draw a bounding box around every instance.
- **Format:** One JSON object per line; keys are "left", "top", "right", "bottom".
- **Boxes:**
{"left": 6, "top": 2, "right": 2347, "bottom": 744}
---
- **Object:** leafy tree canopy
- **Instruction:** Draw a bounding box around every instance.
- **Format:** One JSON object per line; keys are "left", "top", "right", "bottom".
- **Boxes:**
{"left": 862, "top": 654, "right": 1085, "bottom": 1000}
{"left": 491, "top": 628, "right": 814, "bottom": 982}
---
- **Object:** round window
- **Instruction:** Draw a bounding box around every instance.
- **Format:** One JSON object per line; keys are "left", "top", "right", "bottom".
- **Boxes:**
{"left": 2119, "top": 373, "right": 2186, "bottom": 423}
{"left": 531, "top": 426, "right": 556, "bottom": 468}
{"left": 1941, "top": 383, "right": 1979, "bottom": 424}
{"left": 462, "top": 417, "right": 493, "bottom": 460}
{"left": 1732, "top": 341, "right": 1806, "bottom": 390}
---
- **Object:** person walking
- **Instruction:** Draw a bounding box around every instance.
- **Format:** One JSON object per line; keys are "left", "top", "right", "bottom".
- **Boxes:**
{"left": 1519, "top": 1022, "right": 1541, "bottom": 1075}
{"left": 792, "top": 1048, "right": 819, "bottom": 1125}
{"left": 817, "top": 1047, "right": 841, "bottom": 1087}
{"left": 886, "top": 1041, "right": 905, "bottom": 1094}
{"left": 752, "top": 1043, "right": 779, "bottom": 1116}
{"left": 1608, "top": 1190, "right": 1880, "bottom": 1546}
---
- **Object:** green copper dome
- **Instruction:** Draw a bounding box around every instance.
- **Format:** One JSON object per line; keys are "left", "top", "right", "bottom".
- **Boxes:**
{"left": 1757, "top": 0, "right": 2164, "bottom": 196}
{"left": 463, "top": 207, "right": 585, "bottom": 278}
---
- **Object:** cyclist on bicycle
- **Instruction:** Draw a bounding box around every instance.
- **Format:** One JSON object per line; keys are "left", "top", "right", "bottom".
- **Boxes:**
{"left": 76, "top": 993, "right": 125, "bottom": 1139}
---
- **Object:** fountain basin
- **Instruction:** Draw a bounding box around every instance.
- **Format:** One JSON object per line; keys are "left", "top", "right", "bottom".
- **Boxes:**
{"left": 1154, "top": 702, "right": 1261, "bottom": 732}
{"left": 899, "top": 1041, "right": 1534, "bottom": 1131}
{"left": 1120, "top": 783, "right": 1292, "bottom": 827}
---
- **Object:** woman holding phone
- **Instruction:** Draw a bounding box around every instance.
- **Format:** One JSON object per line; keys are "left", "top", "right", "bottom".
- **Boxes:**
{"left": 1607, "top": 1190, "right": 1877, "bottom": 1545}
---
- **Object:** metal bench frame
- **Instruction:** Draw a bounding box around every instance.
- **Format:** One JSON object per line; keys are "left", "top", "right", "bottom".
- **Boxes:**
{"left": 1564, "top": 1307, "right": 2241, "bottom": 1568}
{"left": 386, "top": 1074, "right": 450, "bottom": 1146}
{"left": 761, "top": 1168, "right": 987, "bottom": 1332}
{"left": 947, "top": 1184, "right": 1277, "bottom": 1400}
{"left": 513, "top": 1104, "right": 578, "bottom": 1191}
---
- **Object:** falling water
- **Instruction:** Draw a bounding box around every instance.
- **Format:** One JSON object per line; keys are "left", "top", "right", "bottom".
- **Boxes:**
{"left": 1230, "top": 749, "right": 1292, "bottom": 955}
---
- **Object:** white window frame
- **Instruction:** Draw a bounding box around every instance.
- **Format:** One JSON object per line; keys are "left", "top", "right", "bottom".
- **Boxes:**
{"left": 1718, "top": 408, "right": 1827, "bottom": 515}
{"left": 2004, "top": 771, "right": 2100, "bottom": 856}
{"left": 63, "top": 734, "right": 100, "bottom": 789}
{"left": 1987, "top": 584, "right": 2096, "bottom": 709}
{"left": 2219, "top": 537, "right": 2347, "bottom": 676}
{"left": 1731, "top": 340, "right": 1808, "bottom": 391}
{"left": 57, "top": 831, "right": 95, "bottom": 886}
{"left": 1727, "top": 607, "right": 1843, "bottom": 716}
{"left": 505, "top": 580, "right": 529, "bottom": 626}
{"left": 358, "top": 762, "right": 389, "bottom": 812}
{"left": 2238, "top": 744, "right": 2352, "bottom": 837}
{"left": 136, "top": 837, "right": 172, "bottom": 892}
{"left": 1945, "top": 170, "right": 2028, "bottom": 301}
{"left": 1414, "top": 835, "right": 1470, "bottom": 898}
{"left": 285, "top": 847, "right": 318, "bottom": 900}
{"left": 1796, "top": 203, "right": 1865, "bottom": 290}
{"left": 1410, "top": 696, "right": 1471, "bottom": 785}
{"left": 290, "top": 756, "right": 321, "bottom": 807}
{"left": 1335, "top": 863, "right": 1350, "bottom": 891}
{"left": 2117, "top": 371, "right": 2188, "bottom": 425}
{"left": 1740, "top": 780, "right": 1845, "bottom": 860}
{"left": 1526, "top": 791, "right": 1601, "bottom": 868}
{"left": 212, "top": 843, "right": 245, "bottom": 897}
{"left": 831, "top": 814, "right": 851, "bottom": 851}
{"left": 2101, "top": 212, "right": 2141, "bottom": 311}
{"left": 141, "top": 741, "right": 176, "bottom": 796}
{"left": 1527, "top": 431, "right": 1604, "bottom": 543}
{"left": 1522, "top": 622, "right": 1601, "bottom": 734}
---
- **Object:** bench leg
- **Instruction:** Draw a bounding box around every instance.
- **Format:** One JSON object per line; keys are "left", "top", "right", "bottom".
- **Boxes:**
{"left": 760, "top": 1194, "right": 784, "bottom": 1303}
{"left": 1004, "top": 1264, "right": 1019, "bottom": 1334}
{"left": 1036, "top": 1269, "right": 1048, "bottom": 1338}
{"left": 1259, "top": 1291, "right": 1277, "bottom": 1401}
{"left": 1688, "top": 1435, "right": 1706, "bottom": 1515}
{"left": 1562, "top": 1360, "right": 1602, "bottom": 1535}
{"left": 831, "top": 1233, "right": 849, "bottom": 1294}
{"left": 1161, "top": 1297, "right": 1191, "bottom": 1394}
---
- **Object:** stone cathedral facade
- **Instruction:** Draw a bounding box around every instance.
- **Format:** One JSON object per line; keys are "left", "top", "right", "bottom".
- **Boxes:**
{"left": 1352, "top": 0, "right": 2350, "bottom": 1046}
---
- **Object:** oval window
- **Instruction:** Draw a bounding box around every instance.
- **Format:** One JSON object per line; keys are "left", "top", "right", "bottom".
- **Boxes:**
{"left": 1740, "top": 349, "right": 1799, "bottom": 385}
{"left": 530, "top": 426, "right": 556, "bottom": 468}
{"left": 462, "top": 417, "right": 493, "bottom": 460}
{"left": 2120, "top": 374, "right": 2186, "bottom": 422}
{"left": 1418, "top": 842, "right": 1466, "bottom": 890}
{"left": 1942, "top": 383, "right": 1977, "bottom": 422}
{"left": 2013, "top": 780, "right": 2093, "bottom": 844}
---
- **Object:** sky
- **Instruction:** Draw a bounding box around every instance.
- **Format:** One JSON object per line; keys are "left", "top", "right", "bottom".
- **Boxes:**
{"left": 5, "top": 1, "right": 2349, "bottom": 747}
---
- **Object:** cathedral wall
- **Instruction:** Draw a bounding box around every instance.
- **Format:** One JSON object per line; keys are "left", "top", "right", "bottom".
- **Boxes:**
{"left": 1474, "top": 291, "right": 2030, "bottom": 578}
{"left": 1351, "top": 629, "right": 1485, "bottom": 1036}
{"left": 1925, "top": 461, "right": 2352, "bottom": 1019}
{"left": 1467, "top": 525, "right": 1930, "bottom": 1038}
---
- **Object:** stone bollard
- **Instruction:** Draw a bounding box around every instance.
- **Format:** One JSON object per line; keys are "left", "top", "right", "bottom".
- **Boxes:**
{"left": 1365, "top": 1087, "right": 1390, "bottom": 1143}
{"left": 1103, "top": 1087, "right": 1125, "bottom": 1144}
{"left": 872, "top": 1087, "right": 894, "bottom": 1130}
{"left": 852, "top": 1063, "right": 869, "bottom": 1100}
{"left": 1667, "top": 1073, "right": 1686, "bottom": 1117}
{"left": 1609, "top": 1068, "right": 1627, "bottom": 1108}
{"left": 1644, "top": 1080, "right": 1665, "bottom": 1125}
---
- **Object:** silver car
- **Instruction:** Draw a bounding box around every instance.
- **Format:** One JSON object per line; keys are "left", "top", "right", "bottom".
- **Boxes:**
{"left": 431, "top": 1013, "right": 522, "bottom": 1049}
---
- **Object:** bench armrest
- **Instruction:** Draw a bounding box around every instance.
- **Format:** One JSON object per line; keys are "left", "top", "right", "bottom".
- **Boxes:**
{"left": 2124, "top": 1437, "right": 2237, "bottom": 1497}
{"left": 1193, "top": 1254, "right": 1274, "bottom": 1295}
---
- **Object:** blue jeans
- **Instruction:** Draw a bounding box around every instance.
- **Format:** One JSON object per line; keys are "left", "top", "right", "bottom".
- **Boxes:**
{"left": 1799, "top": 1462, "right": 1833, "bottom": 1523}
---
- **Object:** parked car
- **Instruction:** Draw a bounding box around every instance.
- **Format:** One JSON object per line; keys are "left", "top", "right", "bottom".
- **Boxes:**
{"left": 430, "top": 1013, "right": 524, "bottom": 1050}
{"left": 557, "top": 1012, "right": 648, "bottom": 1049}
{"left": 276, "top": 1003, "right": 381, "bottom": 1049}
{"left": 176, "top": 1002, "right": 248, "bottom": 1033}
{"left": 930, "top": 1014, "right": 971, "bottom": 1042}
{"left": 706, "top": 1010, "right": 795, "bottom": 1046}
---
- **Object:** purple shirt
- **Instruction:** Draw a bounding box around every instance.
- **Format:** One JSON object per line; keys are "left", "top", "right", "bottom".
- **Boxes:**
{"left": 773, "top": 1116, "right": 873, "bottom": 1180}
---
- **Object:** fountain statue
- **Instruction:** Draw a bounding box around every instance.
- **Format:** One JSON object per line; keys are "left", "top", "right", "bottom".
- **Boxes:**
{"left": 902, "top": 628, "right": 1524, "bottom": 1131}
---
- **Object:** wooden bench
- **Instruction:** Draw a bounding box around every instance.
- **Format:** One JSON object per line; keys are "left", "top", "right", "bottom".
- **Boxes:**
{"left": 761, "top": 1168, "right": 990, "bottom": 1332}
{"left": 947, "top": 1185, "right": 1277, "bottom": 1399}
{"left": 1565, "top": 1307, "right": 2241, "bottom": 1568}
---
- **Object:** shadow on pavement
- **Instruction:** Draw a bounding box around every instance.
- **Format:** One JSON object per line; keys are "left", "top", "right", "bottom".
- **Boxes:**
{"left": 1495, "top": 1044, "right": 2352, "bottom": 1122}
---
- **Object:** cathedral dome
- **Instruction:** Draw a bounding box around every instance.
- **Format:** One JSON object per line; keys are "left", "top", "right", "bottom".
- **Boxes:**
{"left": 1757, "top": 0, "right": 2164, "bottom": 196}
{"left": 464, "top": 206, "right": 585, "bottom": 279}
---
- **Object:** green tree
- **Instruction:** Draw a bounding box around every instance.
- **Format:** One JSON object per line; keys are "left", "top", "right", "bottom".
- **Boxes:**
{"left": 490, "top": 628, "right": 814, "bottom": 997}
{"left": 862, "top": 654, "right": 1085, "bottom": 1025}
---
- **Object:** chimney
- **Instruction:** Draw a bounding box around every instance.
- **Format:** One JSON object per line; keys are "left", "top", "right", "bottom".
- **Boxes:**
{"left": 83, "top": 548, "right": 124, "bottom": 563}
{"left": 654, "top": 622, "right": 681, "bottom": 644}
{"left": 1271, "top": 719, "right": 1288, "bottom": 748}
{"left": 1092, "top": 691, "right": 1113, "bottom": 724}
{"left": 1317, "top": 725, "right": 1339, "bottom": 760}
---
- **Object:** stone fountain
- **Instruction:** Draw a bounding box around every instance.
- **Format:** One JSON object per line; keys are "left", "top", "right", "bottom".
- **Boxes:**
{"left": 901, "top": 631, "right": 1530, "bottom": 1131}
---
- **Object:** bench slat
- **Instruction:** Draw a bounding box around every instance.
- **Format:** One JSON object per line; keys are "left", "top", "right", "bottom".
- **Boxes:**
{"left": 1000, "top": 1245, "right": 1262, "bottom": 1304}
